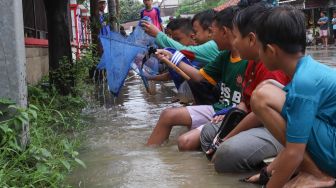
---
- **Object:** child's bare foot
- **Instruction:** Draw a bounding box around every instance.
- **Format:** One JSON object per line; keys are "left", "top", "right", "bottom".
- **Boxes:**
{"left": 245, "top": 173, "right": 260, "bottom": 183}
{"left": 284, "top": 172, "right": 335, "bottom": 188}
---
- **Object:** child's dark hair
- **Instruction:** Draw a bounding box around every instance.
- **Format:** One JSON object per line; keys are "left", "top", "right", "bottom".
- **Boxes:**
{"left": 191, "top": 9, "right": 216, "bottom": 30}
{"left": 233, "top": 2, "right": 271, "bottom": 37}
{"left": 213, "top": 6, "right": 240, "bottom": 29}
{"left": 256, "top": 6, "right": 306, "bottom": 54}
{"left": 168, "top": 18, "right": 193, "bottom": 34}
{"left": 166, "top": 19, "right": 175, "bottom": 30}
{"left": 321, "top": 11, "right": 327, "bottom": 15}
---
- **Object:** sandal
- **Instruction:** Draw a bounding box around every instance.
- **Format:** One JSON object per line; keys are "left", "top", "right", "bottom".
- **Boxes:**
{"left": 239, "top": 166, "right": 271, "bottom": 185}
{"left": 206, "top": 108, "right": 246, "bottom": 159}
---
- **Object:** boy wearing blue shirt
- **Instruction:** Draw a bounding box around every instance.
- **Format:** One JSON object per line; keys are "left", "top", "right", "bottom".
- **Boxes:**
{"left": 248, "top": 6, "right": 336, "bottom": 187}
{"left": 317, "top": 11, "right": 329, "bottom": 47}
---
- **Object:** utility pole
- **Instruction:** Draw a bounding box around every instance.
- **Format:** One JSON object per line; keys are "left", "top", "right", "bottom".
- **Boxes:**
{"left": 0, "top": 0, "right": 29, "bottom": 148}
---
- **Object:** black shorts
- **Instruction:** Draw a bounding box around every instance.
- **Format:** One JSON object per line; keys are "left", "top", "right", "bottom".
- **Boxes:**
{"left": 333, "top": 30, "right": 336, "bottom": 39}
{"left": 187, "top": 80, "right": 220, "bottom": 105}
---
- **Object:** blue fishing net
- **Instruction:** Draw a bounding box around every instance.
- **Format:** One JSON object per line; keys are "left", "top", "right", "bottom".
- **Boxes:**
{"left": 97, "top": 17, "right": 157, "bottom": 96}
{"left": 131, "top": 53, "right": 160, "bottom": 92}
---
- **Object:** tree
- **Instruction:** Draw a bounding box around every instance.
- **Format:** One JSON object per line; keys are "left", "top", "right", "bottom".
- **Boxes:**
{"left": 108, "top": 0, "right": 117, "bottom": 30}
{"left": 43, "top": 0, "right": 73, "bottom": 95}
{"left": 90, "top": 0, "right": 100, "bottom": 54}
{"left": 175, "top": 0, "right": 223, "bottom": 16}
{"left": 119, "top": 0, "right": 143, "bottom": 23}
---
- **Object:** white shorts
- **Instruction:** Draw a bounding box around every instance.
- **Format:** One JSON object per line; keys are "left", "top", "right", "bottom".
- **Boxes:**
{"left": 320, "top": 29, "right": 328, "bottom": 37}
{"left": 186, "top": 105, "right": 215, "bottom": 130}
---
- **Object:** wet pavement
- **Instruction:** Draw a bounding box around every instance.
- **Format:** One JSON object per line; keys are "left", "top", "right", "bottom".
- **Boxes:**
{"left": 68, "top": 48, "right": 336, "bottom": 188}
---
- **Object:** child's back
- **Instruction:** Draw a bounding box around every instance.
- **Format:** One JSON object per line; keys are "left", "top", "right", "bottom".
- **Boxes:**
{"left": 282, "top": 55, "right": 336, "bottom": 177}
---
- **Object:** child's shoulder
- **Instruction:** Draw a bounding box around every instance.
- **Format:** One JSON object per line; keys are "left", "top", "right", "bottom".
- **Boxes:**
{"left": 294, "top": 56, "right": 336, "bottom": 86}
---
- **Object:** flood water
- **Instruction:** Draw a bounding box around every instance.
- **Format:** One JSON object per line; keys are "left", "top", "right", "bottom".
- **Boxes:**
{"left": 68, "top": 48, "right": 336, "bottom": 188}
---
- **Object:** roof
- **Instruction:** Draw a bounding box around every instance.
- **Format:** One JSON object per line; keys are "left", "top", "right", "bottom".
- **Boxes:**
{"left": 214, "top": 0, "right": 240, "bottom": 11}
{"left": 121, "top": 20, "right": 139, "bottom": 30}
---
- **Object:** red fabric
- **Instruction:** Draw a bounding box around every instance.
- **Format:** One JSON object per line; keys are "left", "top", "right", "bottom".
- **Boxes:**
{"left": 242, "top": 60, "right": 291, "bottom": 112}
{"left": 180, "top": 50, "right": 195, "bottom": 61}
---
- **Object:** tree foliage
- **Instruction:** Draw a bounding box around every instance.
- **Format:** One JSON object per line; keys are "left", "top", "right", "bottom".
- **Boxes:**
{"left": 175, "top": 0, "right": 226, "bottom": 16}
{"left": 119, "top": 0, "right": 143, "bottom": 23}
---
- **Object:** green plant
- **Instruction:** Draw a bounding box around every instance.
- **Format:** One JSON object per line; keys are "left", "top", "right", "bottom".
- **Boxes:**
{"left": 0, "top": 97, "right": 86, "bottom": 187}
{"left": 49, "top": 46, "right": 97, "bottom": 96}
{"left": 0, "top": 45, "right": 99, "bottom": 186}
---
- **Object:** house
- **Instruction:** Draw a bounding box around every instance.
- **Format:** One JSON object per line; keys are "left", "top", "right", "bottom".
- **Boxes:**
{"left": 159, "top": 0, "right": 180, "bottom": 16}
{"left": 214, "top": 0, "right": 240, "bottom": 11}
{"left": 22, "top": 0, "right": 90, "bottom": 84}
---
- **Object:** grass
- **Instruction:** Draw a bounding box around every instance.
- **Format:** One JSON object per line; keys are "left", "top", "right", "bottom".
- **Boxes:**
{"left": 0, "top": 48, "right": 97, "bottom": 187}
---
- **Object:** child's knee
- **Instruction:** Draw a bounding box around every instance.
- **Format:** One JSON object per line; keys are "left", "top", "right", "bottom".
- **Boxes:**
{"left": 160, "top": 108, "right": 179, "bottom": 121}
{"left": 251, "top": 83, "right": 285, "bottom": 113}
{"left": 177, "top": 134, "right": 198, "bottom": 151}
{"left": 251, "top": 84, "right": 270, "bottom": 111}
{"left": 213, "top": 142, "right": 244, "bottom": 172}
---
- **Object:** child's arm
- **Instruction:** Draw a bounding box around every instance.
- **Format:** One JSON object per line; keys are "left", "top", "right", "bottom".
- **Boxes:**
{"left": 156, "top": 49, "right": 205, "bottom": 82}
{"left": 223, "top": 111, "right": 261, "bottom": 141}
{"left": 178, "top": 61, "right": 205, "bottom": 82}
{"left": 147, "top": 72, "right": 170, "bottom": 81}
{"left": 318, "top": 19, "right": 327, "bottom": 25}
{"left": 267, "top": 143, "right": 306, "bottom": 187}
{"left": 160, "top": 23, "right": 165, "bottom": 32}
{"left": 141, "top": 21, "right": 219, "bottom": 64}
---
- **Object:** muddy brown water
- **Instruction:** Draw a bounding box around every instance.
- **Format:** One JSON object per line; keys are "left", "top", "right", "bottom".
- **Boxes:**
{"left": 68, "top": 48, "right": 336, "bottom": 188}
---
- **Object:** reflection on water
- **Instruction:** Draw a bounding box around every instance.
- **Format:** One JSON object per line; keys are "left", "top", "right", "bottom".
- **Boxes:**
{"left": 68, "top": 49, "right": 336, "bottom": 188}
{"left": 307, "top": 47, "right": 336, "bottom": 68}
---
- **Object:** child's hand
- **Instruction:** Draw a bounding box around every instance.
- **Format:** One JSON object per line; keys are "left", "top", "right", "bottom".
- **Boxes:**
{"left": 141, "top": 21, "right": 160, "bottom": 37}
{"left": 143, "top": 71, "right": 154, "bottom": 80}
{"left": 211, "top": 115, "right": 225, "bottom": 124}
{"left": 155, "top": 49, "right": 173, "bottom": 61}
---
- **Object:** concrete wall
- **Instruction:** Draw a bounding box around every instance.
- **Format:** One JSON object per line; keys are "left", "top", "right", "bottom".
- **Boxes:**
{"left": 25, "top": 47, "right": 49, "bottom": 85}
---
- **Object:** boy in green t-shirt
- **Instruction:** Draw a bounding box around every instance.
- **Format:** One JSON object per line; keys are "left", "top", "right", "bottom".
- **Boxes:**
{"left": 147, "top": 6, "right": 247, "bottom": 150}
{"left": 142, "top": 9, "right": 219, "bottom": 64}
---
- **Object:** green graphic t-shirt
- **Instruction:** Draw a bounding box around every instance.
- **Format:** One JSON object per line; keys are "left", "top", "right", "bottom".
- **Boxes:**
{"left": 200, "top": 51, "right": 248, "bottom": 111}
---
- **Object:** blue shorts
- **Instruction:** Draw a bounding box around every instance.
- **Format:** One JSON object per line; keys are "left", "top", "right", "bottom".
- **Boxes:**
{"left": 307, "top": 119, "right": 336, "bottom": 177}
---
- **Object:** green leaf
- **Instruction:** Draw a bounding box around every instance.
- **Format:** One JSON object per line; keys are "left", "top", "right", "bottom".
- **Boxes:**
{"left": 36, "top": 163, "right": 49, "bottom": 173}
{"left": 40, "top": 148, "right": 52, "bottom": 158}
{"left": 0, "top": 98, "right": 15, "bottom": 105}
{"left": 21, "top": 112, "right": 29, "bottom": 122}
{"left": 16, "top": 116, "right": 26, "bottom": 125}
{"left": 28, "top": 109, "right": 38, "bottom": 120}
{"left": 29, "top": 104, "right": 39, "bottom": 112}
{"left": 60, "top": 159, "right": 71, "bottom": 171}
{"left": 74, "top": 158, "right": 86, "bottom": 169}
{"left": 0, "top": 124, "right": 13, "bottom": 133}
